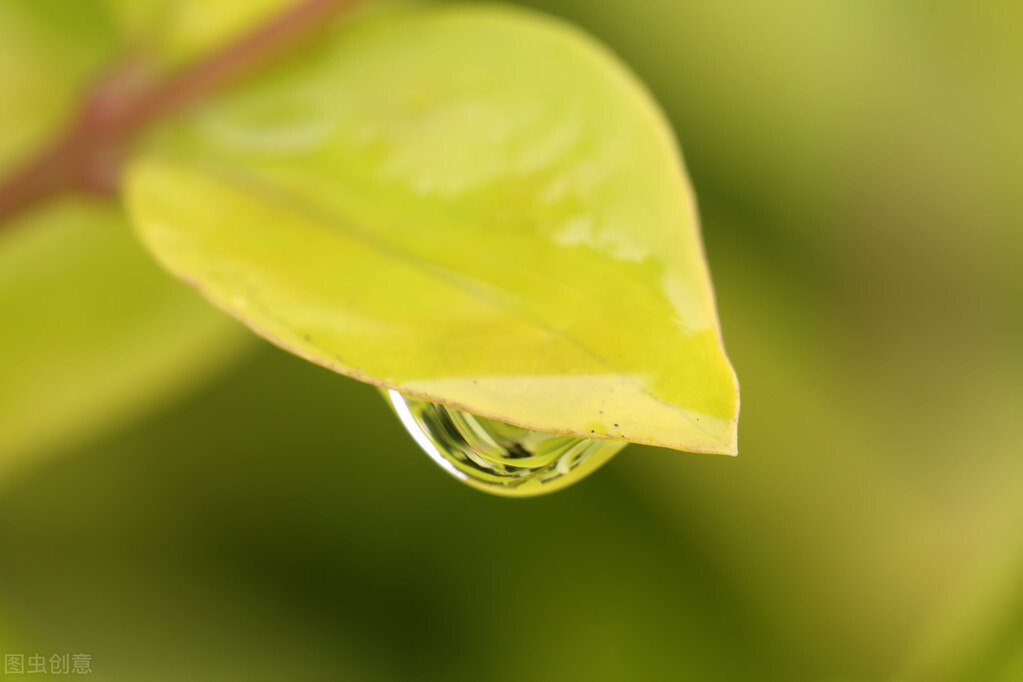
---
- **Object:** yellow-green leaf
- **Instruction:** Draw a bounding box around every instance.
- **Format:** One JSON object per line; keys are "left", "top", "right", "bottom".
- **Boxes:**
{"left": 0, "top": 201, "right": 249, "bottom": 478}
{"left": 0, "top": 0, "right": 250, "bottom": 476}
{"left": 102, "top": 0, "right": 295, "bottom": 69}
{"left": 126, "top": 4, "right": 739, "bottom": 453}
{"left": 0, "top": 1, "right": 118, "bottom": 171}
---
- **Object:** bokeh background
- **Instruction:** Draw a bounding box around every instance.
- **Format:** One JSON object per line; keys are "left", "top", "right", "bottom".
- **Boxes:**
{"left": 1, "top": 1, "right": 1021, "bottom": 680}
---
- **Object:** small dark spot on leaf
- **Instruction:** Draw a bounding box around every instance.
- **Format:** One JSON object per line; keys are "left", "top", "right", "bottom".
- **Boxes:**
{"left": 614, "top": 423, "right": 619, "bottom": 427}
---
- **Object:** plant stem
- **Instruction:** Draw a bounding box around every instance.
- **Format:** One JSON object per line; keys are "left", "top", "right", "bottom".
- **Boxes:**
{"left": 0, "top": 0, "right": 361, "bottom": 232}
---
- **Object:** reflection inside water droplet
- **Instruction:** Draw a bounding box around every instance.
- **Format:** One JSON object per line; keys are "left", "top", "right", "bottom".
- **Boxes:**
{"left": 384, "top": 389, "right": 625, "bottom": 497}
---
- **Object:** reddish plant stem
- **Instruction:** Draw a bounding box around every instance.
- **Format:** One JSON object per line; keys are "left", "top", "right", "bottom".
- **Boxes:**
{"left": 0, "top": 0, "right": 361, "bottom": 230}
{"left": 0, "top": 131, "right": 85, "bottom": 222}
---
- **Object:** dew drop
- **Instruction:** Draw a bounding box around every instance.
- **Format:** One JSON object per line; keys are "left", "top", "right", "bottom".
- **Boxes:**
{"left": 384, "top": 389, "right": 625, "bottom": 497}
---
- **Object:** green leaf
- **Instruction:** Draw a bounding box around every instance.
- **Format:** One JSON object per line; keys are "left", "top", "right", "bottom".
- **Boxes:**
{"left": 0, "top": 0, "right": 250, "bottom": 475}
{"left": 126, "top": 4, "right": 739, "bottom": 453}
{"left": 0, "top": 1, "right": 119, "bottom": 174}
{"left": 102, "top": 0, "right": 296, "bottom": 69}
{"left": 0, "top": 201, "right": 250, "bottom": 475}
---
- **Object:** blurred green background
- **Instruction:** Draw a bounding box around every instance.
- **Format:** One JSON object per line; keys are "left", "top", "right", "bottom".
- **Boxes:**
{"left": 1, "top": 0, "right": 1022, "bottom": 680}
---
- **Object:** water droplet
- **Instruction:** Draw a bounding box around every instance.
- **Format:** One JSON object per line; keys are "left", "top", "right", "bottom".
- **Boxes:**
{"left": 384, "top": 389, "right": 625, "bottom": 497}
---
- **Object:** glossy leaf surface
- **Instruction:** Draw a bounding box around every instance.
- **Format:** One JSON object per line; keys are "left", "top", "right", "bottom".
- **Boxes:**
{"left": 127, "top": 4, "right": 739, "bottom": 453}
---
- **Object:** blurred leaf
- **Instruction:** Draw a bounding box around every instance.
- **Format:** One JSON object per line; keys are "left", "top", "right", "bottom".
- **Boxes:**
{"left": 0, "top": 1, "right": 251, "bottom": 477}
{"left": 0, "top": 0, "right": 119, "bottom": 172}
{"left": 103, "top": 0, "right": 295, "bottom": 69}
{"left": 126, "top": 4, "right": 738, "bottom": 453}
{"left": 0, "top": 200, "right": 249, "bottom": 478}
